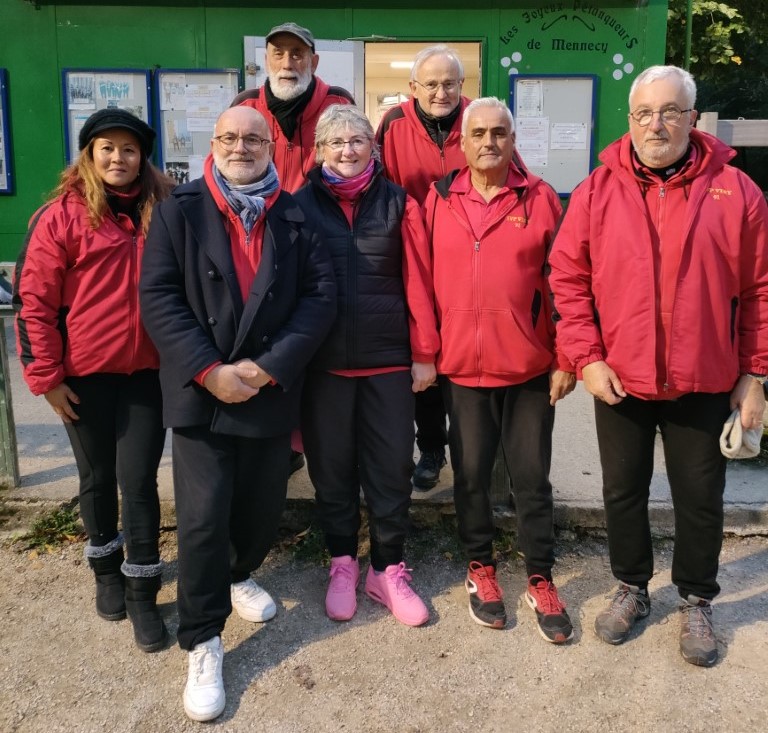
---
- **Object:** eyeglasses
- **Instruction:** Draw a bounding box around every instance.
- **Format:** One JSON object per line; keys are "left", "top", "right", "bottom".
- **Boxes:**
{"left": 628, "top": 107, "right": 692, "bottom": 127}
{"left": 323, "top": 137, "right": 371, "bottom": 152}
{"left": 412, "top": 79, "right": 461, "bottom": 95}
{"left": 213, "top": 134, "right": 271, "bottom": 151}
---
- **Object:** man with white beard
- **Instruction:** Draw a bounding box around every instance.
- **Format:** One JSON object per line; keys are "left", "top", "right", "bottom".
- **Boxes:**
{"left": 232, "top": 22, "right": 354, "bottom": 473}
{"left": 232, "top": 22, "right": 355, "bottom": 193}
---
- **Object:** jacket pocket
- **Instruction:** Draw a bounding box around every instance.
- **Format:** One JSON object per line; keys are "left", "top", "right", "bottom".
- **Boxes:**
{"left": 730, "top": 296, "right": 738, "bottom": 344}
{"left": 531, "top": 288, "right": 542, "bottom": 329}
{"left": 438, "top": 307, "right": 551, "bottom": 378}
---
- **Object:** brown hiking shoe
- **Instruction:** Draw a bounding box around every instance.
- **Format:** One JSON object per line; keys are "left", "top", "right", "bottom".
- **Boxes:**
{"left": 594, "top": 583, "right": 650, "bottom": 644}
{"left": 679, "top": 596, "right": 718, "bottom": 667}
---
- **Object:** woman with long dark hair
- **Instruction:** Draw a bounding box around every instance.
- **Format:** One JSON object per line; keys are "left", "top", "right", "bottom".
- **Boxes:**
{"left": 14, "top": 109, "right": 174, "bottom": 652}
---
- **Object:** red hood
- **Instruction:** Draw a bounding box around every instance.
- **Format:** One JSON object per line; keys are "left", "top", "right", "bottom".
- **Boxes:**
{"left": 598, "top": 127, "right": 737, "bottom": 184}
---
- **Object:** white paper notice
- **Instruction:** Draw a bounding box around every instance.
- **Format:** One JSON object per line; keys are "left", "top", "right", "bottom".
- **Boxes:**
{"left": 515, "top": 80, "right": 543, "bottom": 118}
{"left": 515, "top": 117, "right": 549, "bottom": 167}
{"left": 186, "top": 83, "right": 230, "bottom": 132}
{"left": 67, "top": 74, "right": 97, "bottom": 109}
{"left": 160, "top": 74, "right": 187, "bottom": 110}
{"left": 189, "top": 155, "right": 205, "bottom": 181}
{"left": 551, "top": 122, "right": 588, "bottom": 150}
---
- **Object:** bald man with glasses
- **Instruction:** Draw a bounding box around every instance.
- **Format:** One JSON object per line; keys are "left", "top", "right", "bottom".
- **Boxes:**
{"left": 140, "top": 106, "right": 336, "bottom": 721}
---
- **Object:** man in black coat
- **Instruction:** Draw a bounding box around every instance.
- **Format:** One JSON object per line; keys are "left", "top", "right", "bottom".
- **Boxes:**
{"left": 140, "top": 106, "right": 336, "bottom": 722}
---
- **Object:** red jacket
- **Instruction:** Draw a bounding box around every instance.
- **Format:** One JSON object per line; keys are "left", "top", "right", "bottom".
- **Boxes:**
{"left": 15, "top": 192, "right": 159, "bottom": 396}
{"left": 548, "top": 129, "right": 768, "bottom": 396}
{"left": 424, "top": 163, "right": 566, "bottom": 387}
{"left": 376, "top": 96, "right": 471, "bottom": 205}
{"left": 236, "top": 77, "right": 353, "bottom": 193}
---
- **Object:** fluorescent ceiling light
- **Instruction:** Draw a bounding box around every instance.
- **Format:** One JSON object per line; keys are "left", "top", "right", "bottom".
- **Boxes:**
{"left": 390, "top": 61, "right": 414, "bottom": 70}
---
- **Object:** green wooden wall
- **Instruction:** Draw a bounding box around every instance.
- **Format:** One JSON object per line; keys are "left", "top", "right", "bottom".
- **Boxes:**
{"left": 0, "top": 0, "right": 668, "bottom": 259}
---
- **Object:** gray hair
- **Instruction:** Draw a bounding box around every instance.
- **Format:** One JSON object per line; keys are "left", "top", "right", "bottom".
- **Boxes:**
{"left": 629, "top": 65, "right": 697, "bottom": 109}
{"left": 461, "top": 97, "right": 515, "bottom": 137}
{"left": 314, "top": 105, "right": 379, "bottom": 163}
{"left": 411, "top": 45, "right": 465, "bottom": 82}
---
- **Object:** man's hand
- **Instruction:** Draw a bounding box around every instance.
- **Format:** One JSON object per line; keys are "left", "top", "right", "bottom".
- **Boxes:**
{"left": 233, "top": 358, "right": 274, "bottom": 389}
{"left": 44, "top": 383, "right": 80, "bottom": 423}
{"left": 549, "top": 369, "right": 576, "bottom": 405}
{"left": 203, "top": 364, "right": 261, "bottom": 403}
{"left": 582, "top": 360, "right": 626, "bottom": 405}
{"left": 730, "top": 374, "right": 767, "bottom": 430}
{"left": 411, "top": 362, "right": 437, "bottom": 393}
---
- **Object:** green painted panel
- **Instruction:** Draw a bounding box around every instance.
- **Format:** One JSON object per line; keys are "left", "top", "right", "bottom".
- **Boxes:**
{"left": 0, "top": 1, "right": 668, "bottom": 260}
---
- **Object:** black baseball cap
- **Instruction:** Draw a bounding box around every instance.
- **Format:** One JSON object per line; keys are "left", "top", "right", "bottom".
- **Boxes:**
{"left": 265, "top": 22, "right": 315, "bottom": 52}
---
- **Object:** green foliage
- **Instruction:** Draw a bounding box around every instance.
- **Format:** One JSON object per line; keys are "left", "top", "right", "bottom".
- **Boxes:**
{"left": 666, "top": 1, "right": 768, "bottom": 190}
{"left": 667, "top": 1, "right": 746, "bottom": 76}
{"left": 18, "top": 504, "right": 84, "bottom": 551}
{"left": 281, "top": 524, "right": 331, "bottom": 564}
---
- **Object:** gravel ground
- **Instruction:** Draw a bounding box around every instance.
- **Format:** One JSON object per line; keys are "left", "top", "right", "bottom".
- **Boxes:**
{"left": 1, "top": 527, "right": 766, "bottom": 733}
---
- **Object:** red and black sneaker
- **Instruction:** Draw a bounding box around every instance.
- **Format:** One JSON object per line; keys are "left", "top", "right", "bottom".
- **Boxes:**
{"left": 465, "top": 561, "right": 506, "bottom": 629}
{"left": 525, "top": 575, "right": 574, "bottom": 644}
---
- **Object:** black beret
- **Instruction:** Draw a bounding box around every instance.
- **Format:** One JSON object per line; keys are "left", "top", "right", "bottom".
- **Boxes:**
{"left": 78, "top": 108, "right": 156, "bottom": 156}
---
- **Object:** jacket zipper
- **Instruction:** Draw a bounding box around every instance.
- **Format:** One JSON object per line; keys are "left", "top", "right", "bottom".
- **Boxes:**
{"left": 473, "top": 238, "right": 482, "bottom": 377}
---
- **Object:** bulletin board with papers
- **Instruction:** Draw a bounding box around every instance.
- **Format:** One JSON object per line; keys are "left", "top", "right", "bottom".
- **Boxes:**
{"left": 509, "top": 74, "right": 597, "bottom": 196}
{"left": 0, "top": 69, "right": 12, "bottom": 194}
{"left": 154, "top": 69, "right": 241, "bottom": 185}
{"left": 62, "top": 69, "right": 152, "bottom": 165}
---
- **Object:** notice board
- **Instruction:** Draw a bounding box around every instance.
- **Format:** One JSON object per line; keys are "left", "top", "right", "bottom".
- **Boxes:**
{"left": 0, "top": 69, "right": 12, "bottom": 194}
{"left": 154, "top": 69, "right": 241, "bottom": 185}
{"left": 509, "top": 75, "right": 596, "bottom": 196}
{"left": 62, "top": 69, "right": 151, "bottom": 165}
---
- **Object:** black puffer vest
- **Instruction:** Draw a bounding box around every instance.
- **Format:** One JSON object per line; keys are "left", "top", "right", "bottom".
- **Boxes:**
{"left": 295, "top": 165, "right": 409, "bottom": 370}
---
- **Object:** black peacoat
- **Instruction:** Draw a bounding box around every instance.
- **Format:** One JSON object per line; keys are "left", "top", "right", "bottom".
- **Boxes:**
{"left": 139, "top": 177, "right": 336, "bottom": 438}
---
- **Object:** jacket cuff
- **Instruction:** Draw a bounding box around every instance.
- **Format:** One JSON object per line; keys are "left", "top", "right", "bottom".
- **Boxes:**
{"left": 194, "top": 360, "right": 223, "bottom": 387}
{"left": 575, "top": 352, "right": 605, "bottom": 371}
{"left": 411, "top": 353, "right": 436, "bottom": 364}
{"left": 739, "top": 359, "right": 768, "bottom": 377}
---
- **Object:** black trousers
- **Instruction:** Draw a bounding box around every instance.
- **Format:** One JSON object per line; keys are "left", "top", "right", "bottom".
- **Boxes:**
{"left": 65, "top": 370, "right": 165, "bottom": 565}
{"left": 443, "top": 373, "right": 556, "bottom": 575}
{"left": 302, "top": 370, "right": 415, "bottom": 570}
{"left": 594, "top": 392, "right": 730, "bottom": 600}
{"left": 172, "top": 426, "right": 290, "bottom": 650}
{"left": 415, "top": 383, "right": 448, "bottom": 453}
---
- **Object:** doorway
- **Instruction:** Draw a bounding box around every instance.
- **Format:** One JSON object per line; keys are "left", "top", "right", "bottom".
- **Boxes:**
{"left": 363, "top": 42, "right": 482, "bottom": 128}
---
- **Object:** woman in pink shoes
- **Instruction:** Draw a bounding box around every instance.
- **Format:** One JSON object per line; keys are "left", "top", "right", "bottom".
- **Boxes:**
{"left": 294, "top": 105, "right": 439, "bottom": 626}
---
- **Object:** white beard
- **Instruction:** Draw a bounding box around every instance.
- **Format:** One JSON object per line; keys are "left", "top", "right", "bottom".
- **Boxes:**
{"left": 268, "top": 68, "right": 312, "bottom": 101}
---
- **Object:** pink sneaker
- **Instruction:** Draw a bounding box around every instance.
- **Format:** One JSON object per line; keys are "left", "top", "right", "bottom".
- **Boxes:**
{"left": 325, "top": 556, "right": 360, "bottom": 621}
{"left": 365, "top": 563, "right": 429, "bottom": 627}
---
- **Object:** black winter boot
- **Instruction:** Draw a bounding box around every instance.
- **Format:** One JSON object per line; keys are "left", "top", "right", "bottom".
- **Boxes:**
{"left": 123, "top": 563, "right": 168, "bottom": 653}
{"left": 85, "top": 537, "right": 126, "bottom": 621}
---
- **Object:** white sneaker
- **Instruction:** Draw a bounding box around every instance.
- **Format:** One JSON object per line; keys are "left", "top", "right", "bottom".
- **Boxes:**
{"left": 183, "top": 636, "right": 225, "bottom": 722}
{"left": 231, "top": 578, "right": 277, "bottom": 622}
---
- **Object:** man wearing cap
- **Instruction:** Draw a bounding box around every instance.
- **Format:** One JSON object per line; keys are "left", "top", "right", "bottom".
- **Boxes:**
{"left": 140, "top": 105, "right": 336, "bottom": 721}
{"left": 232, "top": 21, "right": 355, "bottom": 193}
{"left": 376, "top": 45, "right": 471, "bottom": 491}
